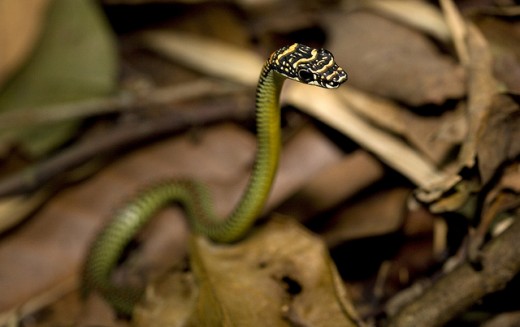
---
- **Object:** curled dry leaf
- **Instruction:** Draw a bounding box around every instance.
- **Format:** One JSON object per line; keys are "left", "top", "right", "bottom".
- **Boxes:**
{"left": 476, "top": 95, "right": 520, "bottom": 184}
{"left": 456, "top": 24, "right": 498, "bottom": 171}
{"left": 470, "top": 162, "right": 520, "bottom": 257}
{"left": 416, "top": 17, "right": 501, "bottom": 207}
{"left": 135, "top": 218, "right": 361, "bottom": 327}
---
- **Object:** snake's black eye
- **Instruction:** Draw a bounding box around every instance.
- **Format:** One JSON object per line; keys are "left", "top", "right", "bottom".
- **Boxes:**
{"left": 328, "top": 81, "right": 339, "bottom": 88}
{"left": 297, "top": 70, "right": 313, "bottom": 82}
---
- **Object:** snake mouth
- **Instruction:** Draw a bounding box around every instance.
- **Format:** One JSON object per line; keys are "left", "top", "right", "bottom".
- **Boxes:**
{"left": 320, "top": 67, "right": 348, "bottom": 89}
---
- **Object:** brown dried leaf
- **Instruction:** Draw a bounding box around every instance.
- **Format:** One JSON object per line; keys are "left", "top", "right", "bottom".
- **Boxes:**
{"left": 325, "top": 10, "right": 465, "bottom": 106}
{"left": 277, "top": 150, "right": 385, "bottom": 222}
{"left": 482, "top": 312, "right": 520, "bottom": 327}
{"left": 470, "top": 162, "right": 520, "bottom": 255}
{"left": 0, "top": 189, "right": 53, "bottom": 233}
{"left": 416, "top": 13, "right": 500, "bottom": 206}
{"left": 140, "top": 30, "right": 263, "bottom": 87}
{"left": 359, "top": 0, "right": 451, "bottom": 43}
{"left": 134, "top": 218, "right": 361, "bottom": 327}
{"left": 266, "top": 126, "right": 343, "bottom": 210}
{"left": 133, "top": 267, "right": 198, "bottom": 327}
{"left": 338, "top": 87, "right": 467, "bottom": 165}
{"left": 0, "top": 0, "right": 51, "bottom": 87}
{"left": 321, "top": 188, "right": 410, "bottom": 247}
{"left": 477, "top": 95, "right": 520, "bottom": 184}
{"left": 0, "top": 123, "right": 342, "bottom": 324}
{"left": 476, "top": 17, "right": 520, "bottom": 94}
{"left": 285, "top": 83, "right": 458, "bottom": 193}
{"left": 456, "top": 24, "right": 498, "bottom": 170}
{"left": 387, "top": 213, "right": 520, "bottom": 327}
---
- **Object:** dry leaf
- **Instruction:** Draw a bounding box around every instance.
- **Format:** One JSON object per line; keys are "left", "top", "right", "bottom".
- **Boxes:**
{"left": 477, "top": 95, "right": 520, "bottom": 183}
{"left": 337, "top": 87, "right": 467, "bottom": 164}
{"left": 482, "top": 312, "right": 520, "bottom": 327}
{"left": 476, "top": 17, "right": 520, "bottom": 94}
{"left": 285, "top": 83, "right": 458, "bottom": 192}
{"left": 0, "top": 122, "right": 342, "bottom": 324}
{"left": 387, "top": 214, "right": 520, "bottom": 327}
{"left": 358, "top": 0, "right": 451, "bottom": 43}
{"left": 325, "top": 10, "right": 465, "bottom": 106}
{"left": 0, "top": 125, "right": 257, "bottom": 322}
{"left": 456, "top": 24, "right": 498, "bottom": 170}
{"left": 415, "top": 5, "right": 501, "bottom": 206}
{"left": 470, "top": 162, "right": 520, "bottom": 257}
{"left": 0, "top": 0, "right": 51, "bottom": 87}
{"left": 321, "top": 188, "right": 410, "bottom": 247}
{"left": 140, "top": 30, "right": 263, "bottom": 87}
{"left": 277, "top": 150, "right": 384, "bottom": 222}
{"left": 135, "top": 218, "right": 361, "bottom": 327}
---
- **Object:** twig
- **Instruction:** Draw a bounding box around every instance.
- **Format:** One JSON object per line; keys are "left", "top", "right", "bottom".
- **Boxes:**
{"left": 387, "top": 213, "right": 520, "bottom": 327}
{"left": 0, "top": 97, "right": 253, "bottom": 197}
{"left": 0, "top": 79, "right": 241, "bottom": 129}
{"left": 285, "top": 84, "right": 461, "bottom": 194}
{"left": 439, "top": 0, "right": 469, "bottom": 64}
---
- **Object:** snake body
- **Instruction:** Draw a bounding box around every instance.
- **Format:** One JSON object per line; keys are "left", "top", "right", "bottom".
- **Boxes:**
{"left": 83, "top": 43, "right": 347, "bottom": 314}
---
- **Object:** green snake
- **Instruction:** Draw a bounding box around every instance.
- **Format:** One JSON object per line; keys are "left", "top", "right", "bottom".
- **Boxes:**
{"left": 83, "top": 43, "right": 348, "bottom": 314}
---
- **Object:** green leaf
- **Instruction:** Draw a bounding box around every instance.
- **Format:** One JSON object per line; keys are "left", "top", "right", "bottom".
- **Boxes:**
{"left": 0, "top": 0, "right": 117, "bottom": 157}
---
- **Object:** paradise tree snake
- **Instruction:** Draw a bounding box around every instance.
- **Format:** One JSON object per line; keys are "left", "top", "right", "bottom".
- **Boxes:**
{"left": 83, "top": 43, "right": 348, "bottom": 314}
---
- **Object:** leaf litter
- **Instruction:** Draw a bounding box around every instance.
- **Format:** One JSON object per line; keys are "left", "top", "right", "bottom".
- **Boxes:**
{"left": 135, "top": 218, "right": 361, "bottom": 327}
{"left": 0, "top": 1, "right": 519, "bottom": 326}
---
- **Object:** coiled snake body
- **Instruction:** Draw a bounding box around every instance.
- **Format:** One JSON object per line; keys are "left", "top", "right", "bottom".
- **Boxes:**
{"left": 84, "top": 43, "right": 348, "bottom": 314}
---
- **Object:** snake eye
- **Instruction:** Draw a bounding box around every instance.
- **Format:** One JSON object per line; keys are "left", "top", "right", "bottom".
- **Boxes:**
{"left": 297, "top": 70, "right": 313, "bottom": 82}
{"left": 328, "top": 81, "right": 339, "bottom": 88}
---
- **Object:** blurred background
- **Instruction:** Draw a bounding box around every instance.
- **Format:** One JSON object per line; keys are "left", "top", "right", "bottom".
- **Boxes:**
{"left": 0, "top": 0, "right": 519, "bottom": 326}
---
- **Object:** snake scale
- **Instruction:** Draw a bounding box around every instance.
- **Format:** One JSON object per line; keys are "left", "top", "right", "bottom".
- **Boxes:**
{"left": 83, "top": 43, "right": 348, "bottom": 314}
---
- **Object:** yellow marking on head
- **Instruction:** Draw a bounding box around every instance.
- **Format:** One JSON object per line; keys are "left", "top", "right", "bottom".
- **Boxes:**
{"left": 274, "top": 43, "right": 299, "bottom": 65}
{"left": 269, "top": 52, "right": 277, "bottom": 64}
{"left": 314, "top": 58, "right": 335, "bottom": 74}
{"left": 292, "top": 49, "right": 318, "bottom": 69}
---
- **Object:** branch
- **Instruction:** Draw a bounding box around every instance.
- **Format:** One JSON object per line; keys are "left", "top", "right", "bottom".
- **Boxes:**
{"left": 0, "top": 97, "right": 252, "bottom": 197}
{"left": 388, "top": 214, "right": 520, "bottom": 327}
{"left": 0, "top": 80, "right": 241, "bottom": 129}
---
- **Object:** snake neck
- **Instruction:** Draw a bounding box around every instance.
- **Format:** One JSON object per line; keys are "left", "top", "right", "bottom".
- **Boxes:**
{"left": 205, "top": 63, "right": 284, "bottom": 242}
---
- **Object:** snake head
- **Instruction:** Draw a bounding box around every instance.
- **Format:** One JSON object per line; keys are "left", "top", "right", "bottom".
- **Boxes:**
{"left": 268, "top": 43, "right": 348, "bottom": 89}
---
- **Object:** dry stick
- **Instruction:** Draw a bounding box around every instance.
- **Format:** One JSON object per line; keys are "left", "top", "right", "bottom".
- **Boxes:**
{"left": 363, "top": 0, "right": 451, "bottom": 44}
{"left": 0, "top": 98, "right": 252, "bottom": 197}
{"left": 0, "top": 80, "right": 240, "bottom": 129}
{"left": 439, "top": 0, "right": 469, "bottom": 64}
{"left": 388, "top": 215, "right": 520, "bottom": 327}
{"left": 141, "top": 31, "right": 459, "bottom": 198}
